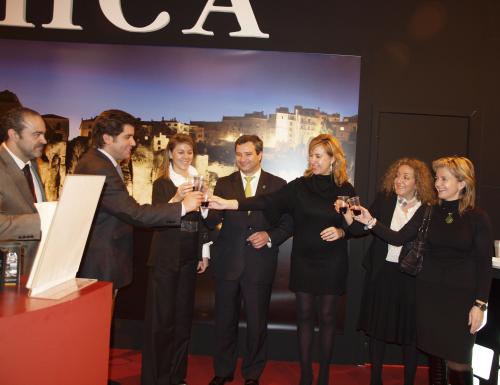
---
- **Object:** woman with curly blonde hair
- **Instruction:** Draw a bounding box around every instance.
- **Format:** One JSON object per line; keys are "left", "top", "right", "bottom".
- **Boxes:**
{"left": 347, "top": 157, "right": 436, "bottom": 385}
{"left": 352, "top": 156, "right": 493, "bottom": 385}
{"left": 380, "top": 158, "right": 436, "bottom": 205}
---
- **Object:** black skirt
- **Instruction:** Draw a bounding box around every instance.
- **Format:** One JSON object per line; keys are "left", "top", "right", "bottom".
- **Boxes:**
{"left": 358, "top": 260, "right": 416, "bottom": 345}
{"left": 416, "top": 279, "right": 476, "bottom": 364}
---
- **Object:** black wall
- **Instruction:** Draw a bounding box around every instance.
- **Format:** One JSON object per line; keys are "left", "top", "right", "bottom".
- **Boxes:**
{"left": 3, "top": 0, "right": 496, "bottom": 230}
{"left": 2, "top": 0, "right": 499, "bottom": 364}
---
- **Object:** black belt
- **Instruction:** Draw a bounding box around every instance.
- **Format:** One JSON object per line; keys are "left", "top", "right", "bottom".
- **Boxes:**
{"left": 180, "top": 220, "right": 198, "bottom": 233}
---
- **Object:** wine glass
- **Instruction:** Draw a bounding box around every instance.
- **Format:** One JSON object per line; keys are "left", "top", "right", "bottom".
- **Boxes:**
{"left": 337, "top": 195, "right": 350, "bottom": 214}
{"left": 201, "top": 181, "right": 211, "bottom": 208}
{"left": 347, "top": 196, "right": 361, "bottom": 216}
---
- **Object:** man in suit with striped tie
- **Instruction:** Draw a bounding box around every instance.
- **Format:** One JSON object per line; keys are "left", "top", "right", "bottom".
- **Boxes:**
{"left": 206, "top": 135, "right": 293, "bottom": 385}
{"left": 0, "top": 106, "right": 47, "bottom": 274}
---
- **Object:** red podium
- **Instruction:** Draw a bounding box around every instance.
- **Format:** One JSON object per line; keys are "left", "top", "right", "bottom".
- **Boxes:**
{"left": 0, "top": 281, "right": 113, "bottom": 385}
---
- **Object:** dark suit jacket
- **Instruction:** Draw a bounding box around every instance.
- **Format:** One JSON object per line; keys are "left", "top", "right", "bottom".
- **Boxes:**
{"left": 75, "top": 148, "right": 182, "bottom": 289}
{"left": 0, "top": 145, "right": 43, "bottom": 274}
{"left": 348, "top": 192, "right": 426, "bottom": 280}
{"left": 206, "top": 170, "right": 293, "bottom": 285}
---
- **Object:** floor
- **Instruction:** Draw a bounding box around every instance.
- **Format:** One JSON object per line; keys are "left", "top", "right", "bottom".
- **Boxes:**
{"left": 109, "top": 348, "right": 429, "bottom": 385}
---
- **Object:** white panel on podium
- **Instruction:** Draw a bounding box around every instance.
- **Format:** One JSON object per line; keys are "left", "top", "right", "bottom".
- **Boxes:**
{"left": 27, "top": 175, "right": 105, "bottom": 299}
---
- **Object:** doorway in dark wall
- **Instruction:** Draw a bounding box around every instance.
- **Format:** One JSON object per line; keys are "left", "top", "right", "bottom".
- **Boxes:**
{"left": 375, "top": 112, "right": 470, "bottom": 184}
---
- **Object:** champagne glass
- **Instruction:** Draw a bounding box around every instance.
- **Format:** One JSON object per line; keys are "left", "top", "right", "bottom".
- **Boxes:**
{"left": 186, "top": 176, "right": 195, "bottom": 191}
{"left": 200, "top": 172, "right": 218, "bottom": 210}
{"left": 192, "top": 175, "right": 206, "bottom": 192}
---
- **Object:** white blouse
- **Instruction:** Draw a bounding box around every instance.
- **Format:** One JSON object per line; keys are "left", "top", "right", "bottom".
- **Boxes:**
{"left": 168, "top": 164, "right": 212, "bottom": 259}
{"left": 385, "top": 197, "right": 422, "bottom": 263}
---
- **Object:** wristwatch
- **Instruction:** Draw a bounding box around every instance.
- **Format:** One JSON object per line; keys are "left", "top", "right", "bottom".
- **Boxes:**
{"left": 473, "top": 301, "right": 488, "bottom": 311}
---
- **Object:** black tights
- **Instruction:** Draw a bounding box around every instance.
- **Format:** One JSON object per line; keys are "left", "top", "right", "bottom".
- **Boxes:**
{"left": 296, "top": 292, "right": 337, "bottom": 385}
{"left": 369, "top": 337, "right": 418, "bottom": 385}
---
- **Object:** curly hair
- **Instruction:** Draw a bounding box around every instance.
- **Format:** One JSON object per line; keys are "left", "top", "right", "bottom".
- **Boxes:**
{"left": 380, "top": 158, "right": 436, "bottom": 205}
{"left": 432, "top": 156, "right": 475, "bottom": 214}
{"left": 160, "top": 133, "right": 195, "bottom": 180}
{"left": 304, "top": 134, "right": 349, "bottom": 186}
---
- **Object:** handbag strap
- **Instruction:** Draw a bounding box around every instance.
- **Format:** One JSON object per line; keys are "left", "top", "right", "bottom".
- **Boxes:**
{"left": 417, "top": 205, "right": 433, "bottom": 241}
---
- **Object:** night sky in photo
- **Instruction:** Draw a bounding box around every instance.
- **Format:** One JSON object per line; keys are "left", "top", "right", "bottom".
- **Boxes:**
{"left": 0, "top": 38, "right": 360, "bottom": 138}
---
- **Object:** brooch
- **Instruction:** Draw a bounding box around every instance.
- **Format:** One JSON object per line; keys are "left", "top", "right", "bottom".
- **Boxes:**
{"left": 445, "top": 212, "right": 454, "bottom": 224}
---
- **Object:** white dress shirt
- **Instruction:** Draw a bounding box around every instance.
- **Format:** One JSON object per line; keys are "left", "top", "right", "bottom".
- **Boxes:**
{"left": 3, "top": 142, "right": 44, "bottom": 202}
{"left": 97, "top": 147, "right": 118, "bottom": 167}
{"left": 240, "top": 168, "right": 262, "bottom": 197}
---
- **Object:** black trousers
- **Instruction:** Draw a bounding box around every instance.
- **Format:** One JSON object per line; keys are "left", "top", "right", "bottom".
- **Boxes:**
{"left": 141, "top": 259, "right": 198, "bottom": 385}
{"left": 213, "top": 278, "right": 273, "bottom": 380}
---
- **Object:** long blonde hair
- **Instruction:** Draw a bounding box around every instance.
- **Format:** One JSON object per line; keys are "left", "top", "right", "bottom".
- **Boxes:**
{"left": 432, "top": 156, "right": 476, "bottom": 214}
{"left": 380, "top": 158, "right": 436, "bottom": 205}
{"left": 161, "top": 133, "right": 195, "bottom": 180}
{"left": 304, "top": 134, "right": 349, "bottom": 186}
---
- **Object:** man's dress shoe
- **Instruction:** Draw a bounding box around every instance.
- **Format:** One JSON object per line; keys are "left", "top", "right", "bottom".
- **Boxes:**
{"left": 208, "top": 376, "right": 233, "bottom": 385}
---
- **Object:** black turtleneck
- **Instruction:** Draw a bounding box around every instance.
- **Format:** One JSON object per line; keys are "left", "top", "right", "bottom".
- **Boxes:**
{"left": 239, "top": 175, "right": 356, "bottom": 294}
{"left": 304, "top": 174, "right": 342, "bottom": 201}
{"left": 428, "top": 199, "right": 476, "bottom": 258}
{"left": 421, "top": 199, "right": 492, "bottom": 300}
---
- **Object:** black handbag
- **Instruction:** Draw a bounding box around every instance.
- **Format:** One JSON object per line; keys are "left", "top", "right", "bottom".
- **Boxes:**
{"left": 398, "top": 205, "right": 432, "bottom": 276}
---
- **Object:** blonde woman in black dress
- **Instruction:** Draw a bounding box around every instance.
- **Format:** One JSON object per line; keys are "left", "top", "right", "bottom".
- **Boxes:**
{"left": 210, "top": 134, "right": 356, "bottom": 385}
{"left": 346, "top": 158, "right": 435, "bottom": 385}
{"left": 352, "top": 157, "right": 493, "bottom": 385}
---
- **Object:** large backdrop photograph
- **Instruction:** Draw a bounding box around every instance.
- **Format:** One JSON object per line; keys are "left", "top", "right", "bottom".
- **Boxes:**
{"left": 0, "top": 37, "right": 360, "bottom": 328}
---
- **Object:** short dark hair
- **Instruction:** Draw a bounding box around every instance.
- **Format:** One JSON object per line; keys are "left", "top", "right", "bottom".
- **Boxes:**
{"left": 91, "top": 109, "right": 137, "bottom": 148}
{"left": 235, "top": 134, "right": 263, "bottom": 154}
{"left": 0, "top": 107, "right": 42, "bottom": 142}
